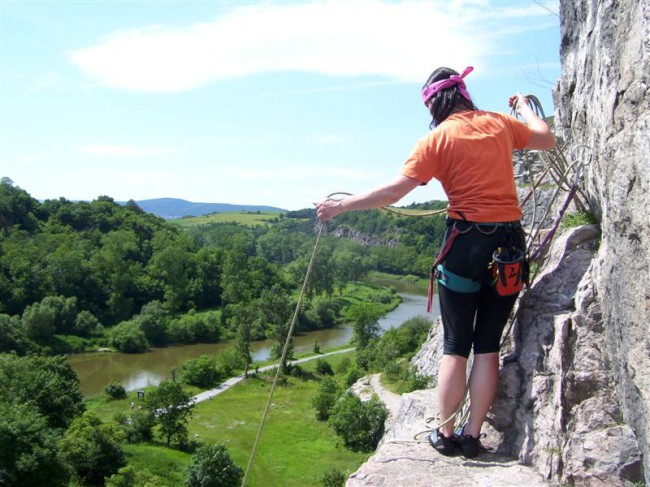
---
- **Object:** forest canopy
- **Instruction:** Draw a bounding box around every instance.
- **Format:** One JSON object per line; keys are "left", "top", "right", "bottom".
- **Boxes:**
{"left": 0, "top": 178, "right": 447, "bottom": 355}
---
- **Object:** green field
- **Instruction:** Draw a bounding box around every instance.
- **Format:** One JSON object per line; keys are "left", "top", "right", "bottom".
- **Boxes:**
{"left": 170, "top": 211, "right": 285, "bottom": 228}
{"left": 88, "top": 352, "right": 368, "bottom": 486}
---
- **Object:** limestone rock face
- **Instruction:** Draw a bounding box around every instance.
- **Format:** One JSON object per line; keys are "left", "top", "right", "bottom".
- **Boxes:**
{"left": 493, "top": 225, "right": 644, "bottom": 485}
{"left": 555, "top": 0, "right": 650, "bottom": 480}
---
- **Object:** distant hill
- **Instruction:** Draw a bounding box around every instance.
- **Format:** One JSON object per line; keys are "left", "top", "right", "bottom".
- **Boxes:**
{"left": 131, "top": 198, "right": 286, "bottom": 219}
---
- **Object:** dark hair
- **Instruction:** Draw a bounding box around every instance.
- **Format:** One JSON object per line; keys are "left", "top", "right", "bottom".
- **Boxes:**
{"left": 423, "top": 67, "right": 478, "bottom": 128}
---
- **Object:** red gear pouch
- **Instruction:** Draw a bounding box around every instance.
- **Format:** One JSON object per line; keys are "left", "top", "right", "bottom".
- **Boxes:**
{"left": 491, "top": 248, "right": 527, "bottom": 296}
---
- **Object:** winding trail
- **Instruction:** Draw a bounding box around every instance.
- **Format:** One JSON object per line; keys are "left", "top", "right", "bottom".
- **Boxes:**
{"left": 190, "top": 348, "right": 355, "bottom": 404}
{"left": 368, "top": 373, "right": 402, "bottom": 418}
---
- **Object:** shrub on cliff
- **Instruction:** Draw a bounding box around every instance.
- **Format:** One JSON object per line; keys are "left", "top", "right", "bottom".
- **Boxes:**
{"left": 328, "top": 392, "right": 387, "bottom": 452}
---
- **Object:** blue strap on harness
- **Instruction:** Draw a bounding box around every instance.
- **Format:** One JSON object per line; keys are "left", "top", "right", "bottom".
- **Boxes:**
{"left": 436, "top": 264, "right": 481, "bottom": 293}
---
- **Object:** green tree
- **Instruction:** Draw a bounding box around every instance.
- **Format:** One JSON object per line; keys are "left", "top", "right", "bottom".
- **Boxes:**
{"left": 105, "top": 382, "right": 127, "bottom": 400}
{"left": 0, "top": 313, "right": 30, "bottom": 354}
{"left": 90, "top": 230, "right": 142, "bottom": 323}
{"left": 220, "top": 234, "right": 254, "bottom": 305}
{"left": 41, "top": 295, "right": 78, "bottom": 334}
{"left": 321, "top": 468, "right": 347, "bottom": 487}
{"left": 333, "top": 248, "right": 366, "bottom": 291}
{"left": 259, "top": 285, "right": 294, "bottom": 370}
{"left": 185, "top": 444, "right": 243, "bottom": 487}
{"left": 232, "top": 305, "right": 255, "bottom": 378}
{"left": 115, "top": 410, "right": 155, "bottom": 444}
{"left": 147, "top": 231, "right": 196, "bottom": 312}
{"left": 137, "top": 300, "right": 169, "bottom": 345}
{"left": 21, "top": 300, "right": 56, "bottom": 341}
{"left": 0, "top": 354, "right": 85, "bottom": 429}
{"left": 0, "top": 400, "right": 69, "bottom": 487}
{"left": 75, "top": 309, "right": 101, "bottom": 337}
{"left": 328, "top": 393, "right": 387, "bottom": 452}
{"left": 191, "top": 247, "right": 223, "bottom": 309}
{"left": 110, "top": 319, "right": 149, "bottom": 353}
{"left": 0, "top": 177, "right": 40, "bottom": 231}
{"left": 347, "top": 302, "right": 383, "bottom": 351}
{"left": 312, "top": 376, "right": 340, "bottom": 421}
{"left": 106, "top": 465, "right": 163, "bottom": 487}
{"left": 59, "top": 412, "right": 126, "bottom": 485}
{"left": 144, "top": 379, "right": 194, "bottom": 446}
{"left": 180, "top": 355, "right": 222, "bottom": 388}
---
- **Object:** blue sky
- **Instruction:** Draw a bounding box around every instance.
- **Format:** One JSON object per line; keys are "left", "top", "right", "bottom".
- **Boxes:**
{"left": 1, "top": 0, "right": 560, "bottom": 211}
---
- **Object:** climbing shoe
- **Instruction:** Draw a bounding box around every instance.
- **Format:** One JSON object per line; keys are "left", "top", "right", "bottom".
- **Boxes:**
{"left": 456, "top": 431, "right": 484, "bottom": 458}
{"left": 428, "top": 429, "right": 458, "bottom": 456}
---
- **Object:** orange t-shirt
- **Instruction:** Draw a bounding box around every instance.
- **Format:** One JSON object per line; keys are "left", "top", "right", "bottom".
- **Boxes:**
{"left": 400, "top": 110, "right": 532, "bottom": 223}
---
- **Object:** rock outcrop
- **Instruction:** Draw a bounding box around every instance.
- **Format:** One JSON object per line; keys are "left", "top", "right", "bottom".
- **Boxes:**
{"left": 492, "top": 225, "right": 643, "bottom": 485}
{"left": 555, "top": 0, "right": 650, "bottom": 481}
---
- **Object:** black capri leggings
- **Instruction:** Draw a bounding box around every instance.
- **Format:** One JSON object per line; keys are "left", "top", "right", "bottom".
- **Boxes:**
{"left": 438, "top": 220, "right": 526, "bottom": 357}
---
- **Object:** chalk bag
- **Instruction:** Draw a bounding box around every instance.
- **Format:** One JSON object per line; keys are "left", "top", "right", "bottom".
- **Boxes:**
{"left": 490, "top": 247, "right": 528, "bottom": 296}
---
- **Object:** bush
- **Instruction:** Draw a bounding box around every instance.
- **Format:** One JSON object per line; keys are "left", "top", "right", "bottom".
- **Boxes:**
{"left": 115, "top": 410, "right": 155, "bottom": 444}
{"left": 110, "top": 320, "right": 148, "bottom": 353}
{"left": 369, "top": 290, "right": 393, "bottom": 304}
{"left": 312, "top": 376, "right": 340, "bottom": 421}
{"left": 383, "top": 360, "right": 402, "bottom": 382}
{"left": 180, "top": 355, "right": 222, "bottom": 388}
{"left": 315, "top": 359, "right": 334, "bottom": 376}
{"left": 301, "top": 297, "right": 341, "bottom": 329}
{"left": 289, "top": 364, "right": 306, "bottom": 379}
{"left": 106, "top": 465, "right": 163, "bottom": 487}
{"left": 0, "top": 400, "right": 70, "bottom": 486}
{"left": 185, "top": 444, "right": 243, "bottom": 487}
{"left": 59, "top": 412, "right": 126, "bottom": 485}
{"left": 321, "top": 468, "right": 346, "bottom": 487}
{"left": 74, "top": 310, "right": 101, "bottom": 337}
{"left": 366, "top": 316, "right": 432, "bottom": 371}
{"left": 168, "top": 312, "right": 221, "bottom": 345}
{"left": 105, "top": 382, "right": 127, "bottom": 400}
{"left": 216, "top": 347, "right": 242, "bottom": 376}
{"left": 335, "top": 357, "right": 352, "bottom": 374}
{"left": 344, "top": 367, "right": 364, "bottom": 388}
{"left": 400, "top": 366, "right": 431, "bottom": 394}
{"left": 560, "top": 210, "right": 597, "bottom": 230}
{"left": 328, "top": 393, "right": 387, "bottom": 452}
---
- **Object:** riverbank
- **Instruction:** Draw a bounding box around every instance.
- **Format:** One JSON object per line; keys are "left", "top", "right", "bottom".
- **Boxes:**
{"left": 69, "top": 291, "right": 431, "bottom": 398}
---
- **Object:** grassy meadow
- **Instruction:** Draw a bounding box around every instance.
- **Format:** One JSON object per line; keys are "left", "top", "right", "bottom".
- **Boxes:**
{"left": 170, "top": 211, "right": 285, "bottom": 229}
{"left": 87, "top": 351, "right": 368, "bottom": 486}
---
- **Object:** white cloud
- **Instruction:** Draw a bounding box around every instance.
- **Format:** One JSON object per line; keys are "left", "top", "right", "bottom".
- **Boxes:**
{"left": 68, "top": 0, "right": 558, "bottom": 93}
{"left": 221, "top": 163, "right": 381, "bottom": 182}
{"left": 78, "top": 144, "right": 174, "bottom": 156}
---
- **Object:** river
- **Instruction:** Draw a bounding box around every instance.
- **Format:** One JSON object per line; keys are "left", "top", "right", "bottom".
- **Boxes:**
{"left": 69, "top": 286, "right": 440, "bottom": 397}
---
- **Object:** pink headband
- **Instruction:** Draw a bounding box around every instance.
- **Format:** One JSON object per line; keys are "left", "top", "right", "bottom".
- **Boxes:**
{"left": 421, "top": 66, "right": 474, "bottom": 105}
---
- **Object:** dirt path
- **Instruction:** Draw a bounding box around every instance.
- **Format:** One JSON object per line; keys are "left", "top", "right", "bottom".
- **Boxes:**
{"left": 368, "top": 373, "right": 402, "bottom": 418}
